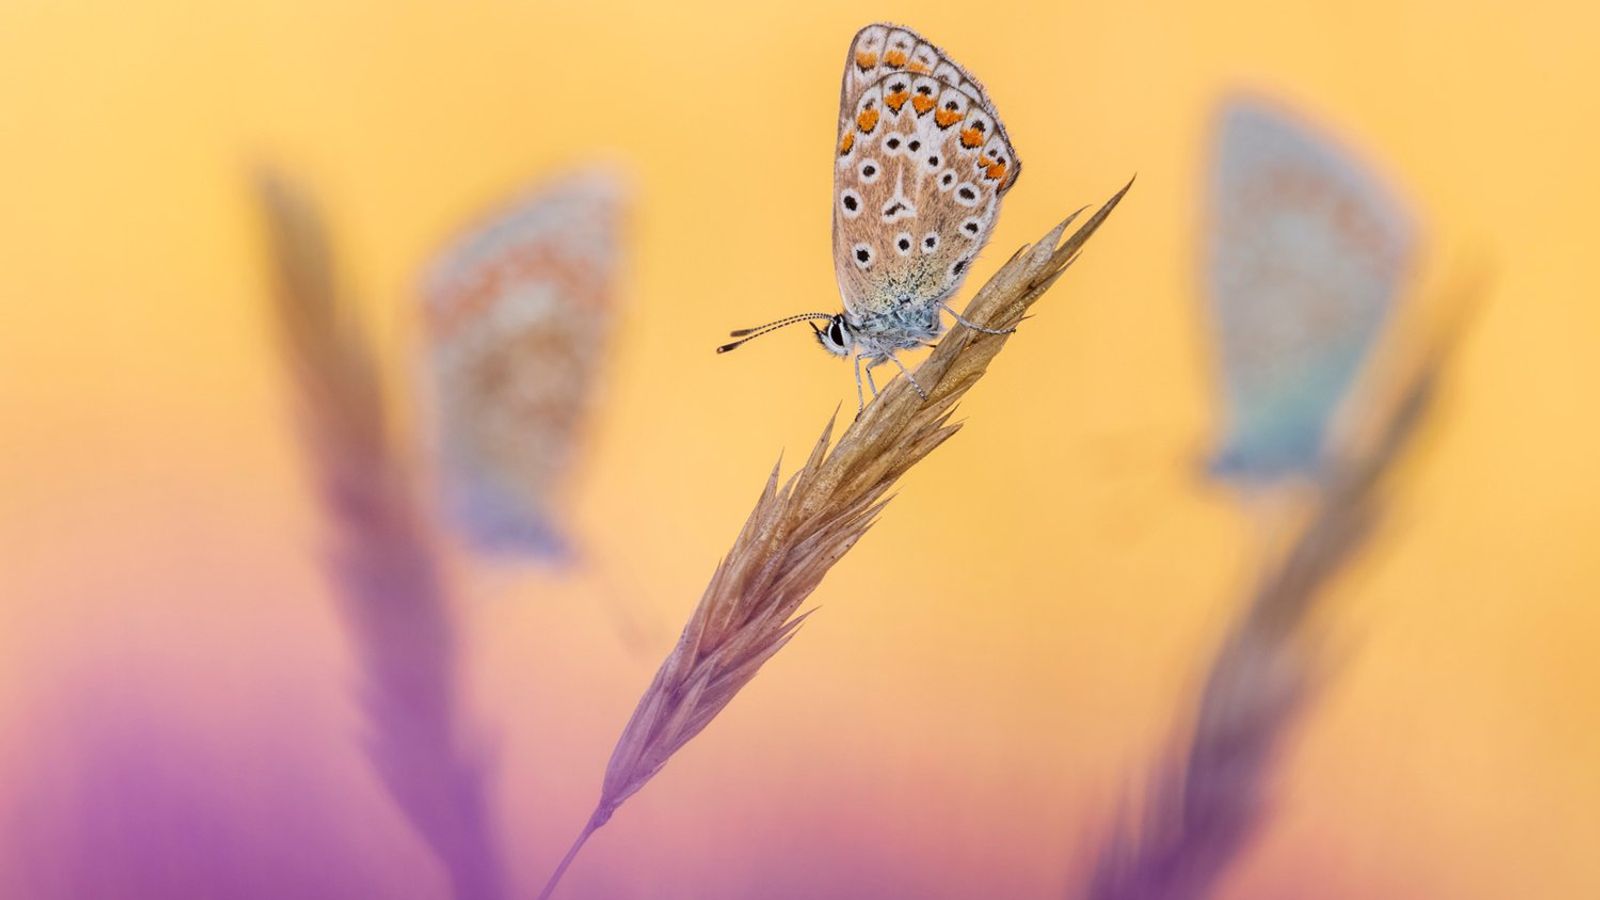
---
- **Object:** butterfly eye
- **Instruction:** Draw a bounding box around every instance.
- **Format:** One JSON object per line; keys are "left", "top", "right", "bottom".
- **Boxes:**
{"left": 921, "top": 232, "right": 939, "bottom": 253}
{"left": 839, "top": 189, "right": 863, "bottom": 219}
{"left": 828, "top": 318, "right": 849, "bottom": 348}
{"left": 852, "top": 243, "right": 874, "bottom": 269}
{"left": 894, "top": 232, "right": 914, "bottom": 255}
{"left": 953, "top": 183, "right": 981, "bottom": 208}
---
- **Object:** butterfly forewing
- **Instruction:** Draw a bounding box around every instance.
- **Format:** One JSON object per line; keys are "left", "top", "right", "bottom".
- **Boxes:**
{"left": 423, "top": 171, "right": 626, "bottom": 557}
{"left": 834, "top": 23, "right": 1021, "bottom": 324}
{"left": 1207, "top": 98, "right": 1414, "bottom": 480}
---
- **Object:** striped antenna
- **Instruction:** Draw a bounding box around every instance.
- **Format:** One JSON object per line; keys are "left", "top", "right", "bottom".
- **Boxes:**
{"left": 716, "top": 312, "right": 834, "bottom": 353}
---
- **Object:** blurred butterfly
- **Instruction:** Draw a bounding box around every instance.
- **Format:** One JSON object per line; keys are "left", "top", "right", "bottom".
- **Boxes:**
{"left": 717, "top": 22, "right": 1022, "bottom": 412}
{"left": 1205, "top": 97, "right": 1416, "bottom": 483}
{"left": 421, "top": 170, "right": 626, "bottom": 560}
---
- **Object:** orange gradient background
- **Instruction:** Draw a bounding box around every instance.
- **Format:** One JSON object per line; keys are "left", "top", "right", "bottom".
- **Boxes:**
{"left": 1, "top": 2, "right": 1597, "bottom": 898}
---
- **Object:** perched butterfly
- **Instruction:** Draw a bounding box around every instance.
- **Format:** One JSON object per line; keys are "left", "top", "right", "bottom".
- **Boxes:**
{"left": 1205, "top": 97, "right": 1415, "bottom": 483}
{"left": 718, "top": 22, "right": 1023, "bottom": 410}
{"left": 421, "top": 170, "right": 626, "bottom": 559}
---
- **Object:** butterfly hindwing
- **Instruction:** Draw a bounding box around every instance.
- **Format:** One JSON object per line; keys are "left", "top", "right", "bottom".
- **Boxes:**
{"left": 422, "top": 171, "right": 626, "bottom": 558}
{"left": 1206, "top": 98, "right": 1415, "bottom": 481}
{"left": 834, "top": 23, "right": 1020, "bottom": 323}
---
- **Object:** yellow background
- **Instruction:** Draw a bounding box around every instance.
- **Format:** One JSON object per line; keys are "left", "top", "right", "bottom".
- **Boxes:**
{"left": 1, "top": 1, "right": 1597, "bottom": 897}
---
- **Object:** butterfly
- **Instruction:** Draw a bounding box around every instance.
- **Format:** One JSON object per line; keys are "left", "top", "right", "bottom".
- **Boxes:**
{"left": 420, "top": 170, "right": 626, "bottom": 559}
{"left": 1204, "top": 96, "right": 1416, "bottom": 483}
{"left": 718, "top": 22, "right": 1022, "bottom": 411}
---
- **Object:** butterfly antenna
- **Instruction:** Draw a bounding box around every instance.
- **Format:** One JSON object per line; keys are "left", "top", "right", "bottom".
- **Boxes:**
{"left": 716, "top": 312, "right": 834, "bottom": 353}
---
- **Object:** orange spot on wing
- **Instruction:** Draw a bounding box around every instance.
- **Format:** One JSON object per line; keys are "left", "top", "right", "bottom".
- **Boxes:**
{"left": 856, "top": 107, "right": 880, "bottom": 133}
{"left": 907, "top": 61, "right": 929, "bottom": 74}
{"left": 961, "top": 127, "right": 984, "bottom": 148}
{"left": 978, "top": 156, "right": 994, "bottom": 168}
{"left": 912, "top": 94, "right": 936, "bottom": 115}
{"left": 985, "top": 162, "right": 1007, "bottom": 181}
{"left": 855, "top": 51, "right": 877, "bottom": 70}
{"left": 885, "top": 90, "right": 910, "bottom": 112}
{"left": 934, "top": 108, "right": 962, "bottom": 128}
{"left": 839, "top": 132, "right": 855, "bottom": 155}
{"left": 884, "top": 49, "right": 907, "bottom": 68}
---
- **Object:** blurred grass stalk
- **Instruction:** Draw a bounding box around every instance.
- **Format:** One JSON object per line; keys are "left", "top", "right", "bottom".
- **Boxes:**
{"left": 257, "top": 173, "right": 507, "bottom": 900}
{"left": 1081, "top": 275, "right": 1480, "bottom": 900}
{"left": 536, "top": 180, "right": 1134, "bottom": 900}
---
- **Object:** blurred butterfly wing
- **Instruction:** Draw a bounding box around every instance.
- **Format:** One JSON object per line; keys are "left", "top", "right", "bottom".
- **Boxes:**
{"left": 1206, "top": 98, "right": 1414, "bottom": 481}
{"left": 422, "top": 171, "right": 626, "bottom": 558}
{"left": 834, "top": 23, "right": 1020, "bottom": 321}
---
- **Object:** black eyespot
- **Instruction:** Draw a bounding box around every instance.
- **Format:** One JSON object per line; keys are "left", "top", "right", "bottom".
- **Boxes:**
{"left": 887, "top": 137, "right": 900, "bottom": 149}
{"left": 941, "top": 172, "right": 954, "bottom": 185}
{"left": 863, "top": 164, "right": 876, "bottom": 177}
{"left": 856, "top": 247, "right": 870, "bottom": 263}
{"left": 927, "top": 155, "right": 940, "bottom": 166}
{"left": 953, "top": 259, "right": 967, "bottom": 275}
{"left": 908, "top": 139, "right": 921, "bottom": 151}
{"left": 959, "top": 187, "right": 976, "bottom": 201}
{"left": 964, "top": 221, "right": 980, "bottom": 234}
{"left": 843, "top": 195, "right": 858, "bottom": 211}
{"left": 973, "top": 120, "right": 987, "bottom": 132}
{"left": 945, "top": 100, "right": 959, "bottom": 110}
{"left": 897, "top": 237, "right": 911, "bottom": 251}
{"left": 917, "top": 85, "right": 933, "bottom": 95}
{"left": 924, "top": 235, "right": 937, "bottom": 248}
{"left": 891, "top": 81, "right": 906, "bottom": 91}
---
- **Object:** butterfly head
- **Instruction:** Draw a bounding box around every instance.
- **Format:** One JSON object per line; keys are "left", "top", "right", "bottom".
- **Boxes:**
{"left": 810, "top": 314, "right": 854, "bottom": 357}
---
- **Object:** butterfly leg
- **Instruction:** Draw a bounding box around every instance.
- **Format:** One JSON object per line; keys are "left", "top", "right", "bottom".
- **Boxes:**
{"left": 940, "top": 302, "right": 1016, "bottom": 335}
{"left": 852, "top": 353, "right": 867, "bottom": 415}
{"left": 864, "top": 359, "right": 882, "bottom": 398}
{"left": 888, "top": 353, "right": 928, "bottom": 401}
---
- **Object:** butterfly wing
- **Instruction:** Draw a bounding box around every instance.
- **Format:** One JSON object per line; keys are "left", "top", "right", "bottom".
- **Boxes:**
{"left": 1206, "top": 97, "right": 1415, "bottom": 482}
{"left": 422, "top": 170, "right": 626, "bottom": 558}
{"left": 833, "top": 23, "right": 1021, "bottom": 328}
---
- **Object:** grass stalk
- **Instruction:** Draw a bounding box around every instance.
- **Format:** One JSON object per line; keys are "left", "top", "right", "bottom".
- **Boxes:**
{"left": 257, "top": 171, "right": 508, "bottom": 900}
{"left": 1079, "top": 279, "right": 1477, "bottom": 900}
{"left": 537, "top": 179, "right": 1134, "bottom": 899}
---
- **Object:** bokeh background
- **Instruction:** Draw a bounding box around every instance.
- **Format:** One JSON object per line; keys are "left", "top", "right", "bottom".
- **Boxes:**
{"left": 2, "top": 1, "right": 1597, "bottom": 898}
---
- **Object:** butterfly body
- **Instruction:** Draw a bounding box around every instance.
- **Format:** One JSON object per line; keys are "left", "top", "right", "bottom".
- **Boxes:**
{"left": 718, "top": 23, "right": 1021, "bottom": 408}
{"left": 842, "top": 300, "right": 942, "bottom": 358}
{"left": 1205, "top": 98, "right": 1414, "bottom": 483}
